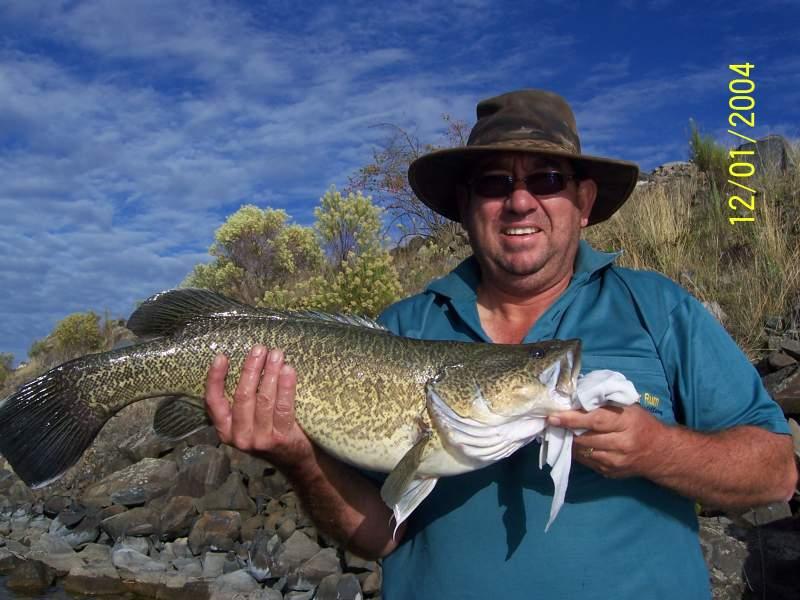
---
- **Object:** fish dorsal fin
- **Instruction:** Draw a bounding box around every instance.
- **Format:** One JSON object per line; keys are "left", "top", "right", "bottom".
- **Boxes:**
{"left": 127, "top": 288, "right": 389, "bottom": 338}
{"left": 126, "top": 288, "right": 262, "bottom": 337}
{"left": 286, "top": 310, "right": 387, "bottom": 330}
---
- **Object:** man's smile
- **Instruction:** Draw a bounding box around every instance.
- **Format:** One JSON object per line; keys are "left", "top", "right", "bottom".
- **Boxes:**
{"left": 502, "top": 226, "right": 542, "bottom": 236}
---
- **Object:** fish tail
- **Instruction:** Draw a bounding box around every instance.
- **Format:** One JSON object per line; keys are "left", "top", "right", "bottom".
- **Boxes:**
{"left": 0, "top": 357, "right": 109, "bottom": 489}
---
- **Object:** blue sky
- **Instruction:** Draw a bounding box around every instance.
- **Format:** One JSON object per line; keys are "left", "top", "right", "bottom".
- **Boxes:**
{"left": 0, "top": 0, "right": 797, "bottom": 366}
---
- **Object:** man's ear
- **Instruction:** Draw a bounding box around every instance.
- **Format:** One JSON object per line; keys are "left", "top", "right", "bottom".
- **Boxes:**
{"left": 577, "top": 179, "right": 597, "bottom": 228}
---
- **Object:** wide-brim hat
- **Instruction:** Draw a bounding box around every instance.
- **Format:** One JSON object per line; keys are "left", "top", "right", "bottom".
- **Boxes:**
{"left": 408, "top": 89, "right": 640, "bottom": 226}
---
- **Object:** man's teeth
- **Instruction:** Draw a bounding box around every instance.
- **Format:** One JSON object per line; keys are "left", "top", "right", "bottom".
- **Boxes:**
{"left": 504, "top": 227, "right": 541, "bottom": 235}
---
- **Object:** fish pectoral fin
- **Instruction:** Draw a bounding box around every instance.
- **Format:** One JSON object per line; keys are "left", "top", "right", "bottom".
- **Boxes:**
{"left": 153, "top": 396, "right": 212, "bottom": 441}
{"left": 380, "top": 432, "right": 438, "bottom": 537}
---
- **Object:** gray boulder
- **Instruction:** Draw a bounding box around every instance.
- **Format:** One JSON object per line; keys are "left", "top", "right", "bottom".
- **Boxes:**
{"left": 5, "top": 559, "right": 57, "bottom": 594}
{"left": 188, "top": 510, "right": 241, "bottom": 554}
{"left": 736, "top": 134, "right": 796, "bottom": 172}
{"left": 25, "top": 533, "right": 84, "bottom": 575}
{"left": 195, "top": 472, "right": 257, "bottom": 515}
{"left": 82, "top": 457, "right": 177, "bottom": 507}
{"left": 160, "top": 495, "right": 198, "bottom": 540}
{"left": 101, "top": 506, "right": 157, "bottom": 539}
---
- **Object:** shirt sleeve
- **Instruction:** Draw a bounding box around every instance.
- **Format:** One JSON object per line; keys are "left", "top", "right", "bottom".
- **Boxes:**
{"left": 656, "top": 294, "right": 789, "bottom": 435}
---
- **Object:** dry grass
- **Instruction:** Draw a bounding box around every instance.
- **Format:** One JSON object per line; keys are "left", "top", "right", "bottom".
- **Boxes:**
{"left": 586, "top": 159, "right": 800, "bottom": 358}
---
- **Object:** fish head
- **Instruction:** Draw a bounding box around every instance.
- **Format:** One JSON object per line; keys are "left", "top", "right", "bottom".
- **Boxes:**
{"left": 427, "top": 339, "right": 581, "bottom": 424}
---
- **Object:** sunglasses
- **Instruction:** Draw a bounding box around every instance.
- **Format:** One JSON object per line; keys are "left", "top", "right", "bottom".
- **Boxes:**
{"left": 469, "top": 172, "right": 577, "bottom": 198}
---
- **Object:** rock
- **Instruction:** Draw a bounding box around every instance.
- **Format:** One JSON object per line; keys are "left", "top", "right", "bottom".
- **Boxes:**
{"left": 188, "top": 510, "right": 241, "bottom": 555}
{"left": 650, "top": 161, "right": 698, "bottom": 182}
{"left": 111, "top": 545, "right": 167, "bottom": 579}
{"left": 83, "top": 458, "right": 177, "bottom": 507}
{"left": 49, "top": 509, "right": 101, "bottom": 548}
{"left": 292, "top": 547, "right": 341, "bottom": 589}
{"left": 5, "top": 559, "right": 57, "bottom": 594}
{"left": 285, "top": 590, "right": 315, "bottom": 600}
{"left": 57, "top": 503, "right": 88, "bottom": 528}
{"left": 158, "top": 572, "right": 209, "bottom": 600}
{"left": 360, "top": 569, "right": 381, "bottom": 595}
{"left": 163, "top": 538, "right": 191, "bottom": 560}
{"left": 116, "top": 535, "right": 150, "bottom": 556}
{"left": 173, "top": 557, "right": 203, "bottom": 578}
{"left": 202, "top": 551, "right": 227, "bottom": 579}
{"left": 0, "top": 468, "right": 16, "bottom": 493}
{"left": 344, "top": 550, "right": 379, "bottom": 573}
{"left": 277, "top": 518, "right": 296, "bottom": 541}
{"left": 770, "top": 366, "right": 800, "bottom": 414}
{"left": 42, "top": 495, "right": 72, "bottom": 518}
{"left": 64, "top": 561, "right": 124, "bottom": 596}
{"left": 269, "top": 531, "right": 320, "bottom": 578}
{"left": 160, "top": 495, "right": 198, "bottom": 540}
{"left": 196, "top": 472, "right": 257, "bottom": 515}
{"left": 26, "top": 533, "right": 84, "bottom": 575}
{"left": 241, "top": 514, "right": 266, "bottom": 541}
{"left": 210, "top": 569, "right": 259, "bottom": 596}
{"left": 335, "top": 573, "right": 363, "bottom": 600}
{"left": 781, "top": 338, "right": 800, "bottom": 361}
{"left": 6, "top": 480, "right": 35, "bottom": 505}
{"left": 0, "top": 548, "right": 20, "bottom": 574}
{"left": 171, "top": 445, "right": 231, "bottom": 498}
{"left": 698, "top": 516, "right": 748, "bottom": 599}
{"left": 734, "top": 501, "right": 793, "bottom": 527}
{"left": 315, "top": 572, "right": 363, "bottom": 600}
{"left": 121, "top": 428, "right": 178, "bottom": 463}
{"left": 224, "top": 445, "right": 275, "bottom": 481}
{"left": 736, "top": 134, "right": 796, "bottom": 173}
{"left": 247, "top": 530, "right": 279, "bottom": 582}
{"left": 768, "top": 351, "right": 797, "bottom": 371}
{"left": 101, "top": 506, "right": 157, "bottom": 539}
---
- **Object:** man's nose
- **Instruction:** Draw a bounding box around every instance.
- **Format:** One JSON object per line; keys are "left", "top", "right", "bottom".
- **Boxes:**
{"left": 505, "top": 183, "right": 540, "bottom": 214}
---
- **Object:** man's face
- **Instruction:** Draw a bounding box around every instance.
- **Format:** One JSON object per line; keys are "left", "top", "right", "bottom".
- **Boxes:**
{"left": 457, "top": 153, "right": 597, "bottom": 292}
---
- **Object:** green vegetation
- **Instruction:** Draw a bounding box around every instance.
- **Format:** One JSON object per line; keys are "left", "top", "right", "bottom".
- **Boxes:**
{"left": 0, "top": 353, "right": 12, "bottom": 388}
{"left": 688, "top": 119, "right": 729, "bottom": 190}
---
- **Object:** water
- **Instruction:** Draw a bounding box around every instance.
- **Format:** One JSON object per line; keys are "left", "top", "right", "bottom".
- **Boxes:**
{"left": 0, "top": 575, "right": 134, "bottom": 600}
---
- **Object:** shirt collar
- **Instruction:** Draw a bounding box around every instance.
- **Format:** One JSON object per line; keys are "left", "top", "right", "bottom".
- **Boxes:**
{"left": 426, "top": 240, "right": 620, "bottom": 300}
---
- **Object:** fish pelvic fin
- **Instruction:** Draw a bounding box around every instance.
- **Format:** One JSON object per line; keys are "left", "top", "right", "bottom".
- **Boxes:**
{"left": 153, "top": 396, "right": 211, "bottom": 441}
{"left": 0, "top": 358, "right": 108, "bottom": 489}
{"left": 380, "top": 430, "right": 438, "bottom": 538}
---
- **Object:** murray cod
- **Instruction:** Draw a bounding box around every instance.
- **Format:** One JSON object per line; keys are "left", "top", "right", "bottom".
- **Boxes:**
{"left": 0, "top": 288, "right": 580, "bottom": 530}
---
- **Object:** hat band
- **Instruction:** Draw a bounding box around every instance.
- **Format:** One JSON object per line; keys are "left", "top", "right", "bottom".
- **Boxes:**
{"left": 471, "top": 138, "right": 577, "bottom": 154}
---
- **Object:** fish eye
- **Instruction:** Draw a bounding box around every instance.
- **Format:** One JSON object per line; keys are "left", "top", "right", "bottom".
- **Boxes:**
{"left": 530, "top": 349, "right": 544, "bottom": 358}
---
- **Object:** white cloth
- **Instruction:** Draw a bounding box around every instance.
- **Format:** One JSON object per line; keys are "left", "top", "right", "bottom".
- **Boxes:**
{"left": 538, "top": 369, "right": 640, "bottom": 531}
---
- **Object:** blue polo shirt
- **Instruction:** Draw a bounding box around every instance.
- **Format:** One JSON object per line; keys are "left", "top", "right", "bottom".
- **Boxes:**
{"left": 376, "top": 240, "right": 788, "bottom": 600}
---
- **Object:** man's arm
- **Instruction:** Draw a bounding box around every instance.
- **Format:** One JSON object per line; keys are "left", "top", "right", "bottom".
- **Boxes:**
{"left": 550, "top": 404, "right": 798, "bottom": 508}
{"left": 204, "top": 345, "right": 405, "bottom": 559}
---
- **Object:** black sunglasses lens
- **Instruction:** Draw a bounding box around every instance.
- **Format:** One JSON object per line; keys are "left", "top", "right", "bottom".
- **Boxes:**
{"left": 473, "top": 175, "right": 511, "bottom": 197}
{"left": 472, "top": 172, "right": 568, "bottom": 197}
{"left": 528, "top": 172, "right": 565, "bottom": 195}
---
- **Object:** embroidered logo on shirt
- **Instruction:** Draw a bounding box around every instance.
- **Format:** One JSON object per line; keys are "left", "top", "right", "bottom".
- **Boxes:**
{"left": 640, "top": 392, "right": 664, "bottom": 415}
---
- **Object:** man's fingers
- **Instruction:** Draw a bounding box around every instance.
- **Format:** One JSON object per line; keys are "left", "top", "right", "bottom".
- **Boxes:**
{"left": 253, "top": 349, "right": 283, "bottom": 438}
{"left": 273, "top": 363, "right": 297, "bottom": 436}
{"left": 231, "top": 345, "right": 267, "bottom": 443}
{"left": 205, "top": 353, "right": 232, "bottom": 441}
{"left": 549, "top": 406, "right": 624, "bottom": 432}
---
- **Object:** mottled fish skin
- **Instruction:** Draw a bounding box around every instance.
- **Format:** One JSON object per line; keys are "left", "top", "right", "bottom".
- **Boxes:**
{"left": 0, "top": 289, "right": 580, "bottom": 490}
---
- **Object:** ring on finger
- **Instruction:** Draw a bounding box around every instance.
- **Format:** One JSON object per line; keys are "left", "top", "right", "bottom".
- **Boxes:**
{"left": 582, "top": 447, "right": 595, "bottom": 458}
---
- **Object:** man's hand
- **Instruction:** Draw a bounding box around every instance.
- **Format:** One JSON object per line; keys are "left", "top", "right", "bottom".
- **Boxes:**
{"left": 205, "top": 345, "right": 315, "bottom": 471}
{"left": 549, "top": 404, "right": 665, "bottom": 479}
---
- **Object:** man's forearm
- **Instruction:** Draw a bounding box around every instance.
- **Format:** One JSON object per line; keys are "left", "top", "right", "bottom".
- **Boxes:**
{"left": 278, "top": 446, "right": 405, "bottom": 560}
{"left": 644, "top": 424, "right": 797, "bottom": 509}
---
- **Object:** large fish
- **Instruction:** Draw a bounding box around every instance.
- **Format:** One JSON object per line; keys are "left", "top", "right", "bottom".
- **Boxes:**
{"left": 0, "top": 289, "right": 580, "bottom": 530}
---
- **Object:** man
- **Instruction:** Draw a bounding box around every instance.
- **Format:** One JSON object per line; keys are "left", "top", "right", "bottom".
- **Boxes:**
{"left": 205, "top": 89, "right": 797, "bottom": 599}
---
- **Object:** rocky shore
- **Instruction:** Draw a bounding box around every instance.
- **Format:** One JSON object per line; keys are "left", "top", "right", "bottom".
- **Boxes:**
{"left": 1, "top": 327, "right": 798, "bottom": 599}
{"left": 0, "top": 426, "right": 380, "bottom": 600}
